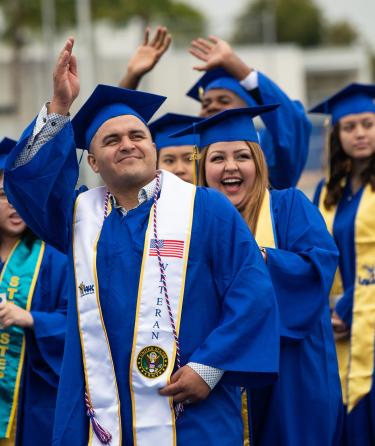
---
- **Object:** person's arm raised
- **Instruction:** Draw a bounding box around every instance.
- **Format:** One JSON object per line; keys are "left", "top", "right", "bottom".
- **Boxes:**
{"left": 119, "top": 26, "right": 171, "bottom": 90}
{"left": 4, "top": 38, "right": 81, "bottom": 252}
{"left": 49, "top": 37, "right": 80, "bottom": 115}
{"left": 189, "top": 35, "right": 252, "bottom": 81}
{"left": 190, "top": 35, "right": 311, "bottom": 189}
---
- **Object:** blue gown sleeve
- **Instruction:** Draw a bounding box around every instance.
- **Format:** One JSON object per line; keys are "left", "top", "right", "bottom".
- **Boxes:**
{"left": 255, "top": 72, "right": 312, "bottom": 189}
{"left": 312, "top": 179, "right": 353, "bottom": 326}
{"left": 265, "top": 189, "right": 339, "bottom": 342}
{"left": 4, "top": 120, "right": 79, "bottom": 253}
{"left": 313, "top": 178, "right": 326, "bottom": 206}
{"left": 24, "top": 247, "right": 68, "bottom": 387}
{"left": 334, "top": 286, "right": 353, "bottom": 326}
{"left": 52, "top": 263, "right": 89, "bottom": 445}
{"left": 189, "top": 189, "right": 280, "bottom": 388}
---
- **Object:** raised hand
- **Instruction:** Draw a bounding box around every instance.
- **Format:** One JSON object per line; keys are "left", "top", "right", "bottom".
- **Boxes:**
{"left": 189, "top": 36, "right": 233, "bottom": 71}
{"left": 129, "top": 26, "right": 172, "bottom": 77}
{"left": 189, "top": 35, "right": 251, "bottom": 81}
{"left": 50, "top": 37, "right": 80, "bottom": 115}
{"left": 119, "top": 26, "right": 172, "bottom": 89}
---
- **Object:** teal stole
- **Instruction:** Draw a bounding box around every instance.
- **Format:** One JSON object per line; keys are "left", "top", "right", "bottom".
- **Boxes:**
{"left": 0, "top": 237, "right": 45, "bottom": 439}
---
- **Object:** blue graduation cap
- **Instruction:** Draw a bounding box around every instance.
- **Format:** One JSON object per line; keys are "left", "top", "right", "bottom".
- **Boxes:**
{"left": 186, "top": 68, "right": 257, "bottom": 106}
{"left": 72, "top": 84, "right": 167, "bottom": 150}
{"left": 172, "top": 105, "right": 279, "bottom": 148}
{"left": 309, "top": 83, "right": 375, "bottom": 125}
{"left": 149, "top": 113, "right": 203, "bottom": 150}
{"left": 0, "top": 137, "right": 16, "bottom": 169}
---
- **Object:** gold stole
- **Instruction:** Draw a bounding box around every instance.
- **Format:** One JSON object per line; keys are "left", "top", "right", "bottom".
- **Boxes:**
{"left": 242, "top": 189, "right": 276, "bottom": 446}
{"left": 319, "top": 184, "right": 375, "bottom": 412}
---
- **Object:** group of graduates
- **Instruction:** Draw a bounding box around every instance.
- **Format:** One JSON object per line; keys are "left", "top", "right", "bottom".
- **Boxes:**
{"left": 0, "top": 26, "right": 374, "bottom": 446}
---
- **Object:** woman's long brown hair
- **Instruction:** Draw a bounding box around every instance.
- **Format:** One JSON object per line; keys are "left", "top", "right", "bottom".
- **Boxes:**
{"left": 324, "top": 124, "right": 375, "bottom": 209}
{"left": 199, "top": 141, "right": 269, "bottom": 234}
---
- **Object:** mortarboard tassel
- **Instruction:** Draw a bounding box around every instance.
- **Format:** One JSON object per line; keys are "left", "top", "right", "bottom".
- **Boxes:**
{"left": 190, "top": 145, "right": 201, "bottom": 186}
{"left": 85, "top": 392, "right": 113, "bottom": 444}
{"left": 152, "top": 173, "right": 184, "bottom": 418}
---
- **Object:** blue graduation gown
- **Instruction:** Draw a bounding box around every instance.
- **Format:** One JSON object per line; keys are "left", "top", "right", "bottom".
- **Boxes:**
{"left": 314, "top": 180, "right": 375, "bottom": 446}
{"left": 249, "top": 72, "right": 312, "bottom": 189}
{"left": 4, "top": 121, "right": 280, "bottom": 446}
{"left": 0, "top": 242, "right": 68, "bottom": 446}
{"left": 249, "top": 188, "right": 342, "bottom": 446}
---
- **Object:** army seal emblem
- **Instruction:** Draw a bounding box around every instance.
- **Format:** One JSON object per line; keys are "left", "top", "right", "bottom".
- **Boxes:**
{"left": 137, "top": 346, "right": 169, "bottom": 378}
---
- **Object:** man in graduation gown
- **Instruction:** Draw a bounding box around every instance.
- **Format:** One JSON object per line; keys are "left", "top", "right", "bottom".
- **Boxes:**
{"left": 4, "top": 38, "right": 280, "bottom": 446}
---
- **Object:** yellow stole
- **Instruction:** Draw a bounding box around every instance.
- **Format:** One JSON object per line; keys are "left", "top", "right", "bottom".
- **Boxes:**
{"left": 319, "top": 183, "right": 375, "bottom": 412}
{"left": 242, "top": 189, "right": 276, "bottom": 446}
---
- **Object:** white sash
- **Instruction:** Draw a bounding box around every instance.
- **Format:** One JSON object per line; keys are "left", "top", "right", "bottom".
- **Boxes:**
{"left": 130, "top": 171, "right": 195, "bottom": 445}
{"left": 73, "top": 171, "right": 195, "bottom": 446}
{"left": 73, "top": 186, "right": 121, "bottom": 446}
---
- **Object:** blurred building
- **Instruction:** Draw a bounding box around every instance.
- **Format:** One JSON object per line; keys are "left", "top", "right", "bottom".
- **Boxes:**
{"left": 305, "top": 46, "right": 372, "bottom": 105}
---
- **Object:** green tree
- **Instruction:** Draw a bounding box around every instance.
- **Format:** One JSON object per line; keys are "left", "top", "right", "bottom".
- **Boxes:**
{"left": 0, "top": 0, "right": 206, "bottom": 110}
{"left": 92, "top": 0, "right": 205, "bottom": 45}
{"left": 232, "top": 0, "right": 324, "bottom": 47}
{"left": 0, "top": 0, "right": 76, "bottom": 112}
{"left": 232, "top": 0, "right": 360, "bottom": 48}
{"left": 0, "top": 0, "right": 205, "bottom": 43}
{"left": 324, "top": 20, "right": 358, "bottom": 46}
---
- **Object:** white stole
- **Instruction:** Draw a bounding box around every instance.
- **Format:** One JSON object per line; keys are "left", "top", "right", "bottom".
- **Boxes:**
{"left": 73, "top": 171, "right": 196, "bottom": 445}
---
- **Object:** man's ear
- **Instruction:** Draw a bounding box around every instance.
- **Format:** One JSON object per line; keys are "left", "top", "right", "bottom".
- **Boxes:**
{"left": 87, "top": 152, "right": 99, "bottom": 173}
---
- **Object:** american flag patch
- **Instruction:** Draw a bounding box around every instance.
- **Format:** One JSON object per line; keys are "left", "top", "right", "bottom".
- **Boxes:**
{"left": 149, "top": 239, "right": 184, "bottom": 258}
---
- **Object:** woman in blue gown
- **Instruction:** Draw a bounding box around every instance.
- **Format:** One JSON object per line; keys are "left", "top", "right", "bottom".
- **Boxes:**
{"left": 0, "top": 138, "right": 67, "bottom": 446}
{"left": 311, "top": 83, "right": 375, "bottom": 446}
{"left": 174, "top": 106, "right": 343, "bottom": 445}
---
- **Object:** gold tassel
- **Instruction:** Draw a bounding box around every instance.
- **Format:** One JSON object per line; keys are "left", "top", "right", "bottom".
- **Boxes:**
{"left": 190, "top": 145, "right": 201, "bottom": 185}
{"left": 198, "top": 86, "right": 205, "bottom": 101}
